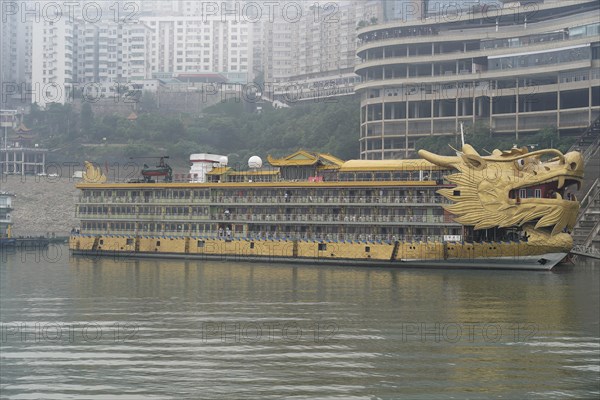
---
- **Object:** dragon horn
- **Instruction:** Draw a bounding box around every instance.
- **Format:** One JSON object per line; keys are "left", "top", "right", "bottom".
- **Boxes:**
{"left": 418, "top": 150, "right": 459, "bottom": 167}
{"left": 462, "top": 144, "right": 480, "bottom": 156}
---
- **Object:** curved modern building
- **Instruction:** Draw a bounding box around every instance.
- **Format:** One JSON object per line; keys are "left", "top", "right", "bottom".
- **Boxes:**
{"left": 355, "top": 0, "right": 600, "bottom": 159}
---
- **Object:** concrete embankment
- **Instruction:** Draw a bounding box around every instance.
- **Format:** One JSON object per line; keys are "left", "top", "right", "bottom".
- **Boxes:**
{"left": 1, "top": 175, "right": 79, "bottom": 237}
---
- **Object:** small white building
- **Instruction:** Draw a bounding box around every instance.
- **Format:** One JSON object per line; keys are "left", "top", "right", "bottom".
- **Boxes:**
{"left": 0, "top": 192, "right": 14, "bottom": 238}
{"left": 189, "top": 153, "right": 228, "bottom": 183}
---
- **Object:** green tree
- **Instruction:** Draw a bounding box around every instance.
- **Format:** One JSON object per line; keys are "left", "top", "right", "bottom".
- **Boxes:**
{"left": 80, "top": 102, "right": 94, "bottom": 140}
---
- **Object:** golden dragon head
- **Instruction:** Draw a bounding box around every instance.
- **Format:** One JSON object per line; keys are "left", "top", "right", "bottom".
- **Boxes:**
{"left": 419, "top": 144, "right": 584, "bottom": 236}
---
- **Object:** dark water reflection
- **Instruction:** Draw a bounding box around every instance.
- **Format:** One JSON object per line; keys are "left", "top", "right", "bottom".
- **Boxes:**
{"left": 1, "top": 245, "right": 599, "bottom": 399}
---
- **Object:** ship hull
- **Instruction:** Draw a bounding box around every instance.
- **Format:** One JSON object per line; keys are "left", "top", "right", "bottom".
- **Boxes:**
{"left": 69, "top": 236, "right": 566, "bottom": 271}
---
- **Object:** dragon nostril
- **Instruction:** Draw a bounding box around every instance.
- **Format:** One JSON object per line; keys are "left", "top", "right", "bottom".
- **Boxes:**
{"left": 569, "top": 162, "right": 577, "bottom": 171}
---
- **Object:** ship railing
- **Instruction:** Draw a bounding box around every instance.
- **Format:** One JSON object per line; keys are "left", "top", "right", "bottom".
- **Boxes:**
{"left": 213, "top": 195, "right": 447, "bottom": 205}
{"left": 73, "top": 231, "right": 533, "bottom": 248}
{"left": 209, "top": 214, "right": 450, "bottom": 224}
{"left": 76, "top": 212, "right": 451, "bottom": 225}
{"left": 74, "top": 230, "right": 459, "bottom": 244}
{"left": 77, "top": 195, "right": 450, "bottom": 205}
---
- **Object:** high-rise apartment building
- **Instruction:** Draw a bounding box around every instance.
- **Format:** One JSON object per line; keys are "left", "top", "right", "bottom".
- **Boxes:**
{"left": 1, "top": 4, "right": 32, "bottom": 108}
{"left": 30, "top": 16, "right": 153, "bottom": 106}
{"left": 74, "top": 21, "right": 153, "bottom": 98}
{"left": 30, "top": 13, "right": 76, "bottom": 106}
{"left": 355, "top": 0, "right": 600, "bottom": 159}
{"left": 266, "top": 1, "right": 383, "bottom": 102}
{"left": 140, "top": 16, "right": 253, "bottom": 79}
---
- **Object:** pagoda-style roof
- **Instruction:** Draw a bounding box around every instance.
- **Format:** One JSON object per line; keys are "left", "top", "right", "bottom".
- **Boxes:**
{"left": 267, "top": 150, "right": 345, "bottom": 168}
{"left": 14, "top": 122, "right": 31, "bottom": 133}
{"left": 8, "top": 132, "right": 36, "bottom": 141}
{"left": 206, "top": 167, "right": 232, "bottom": 176}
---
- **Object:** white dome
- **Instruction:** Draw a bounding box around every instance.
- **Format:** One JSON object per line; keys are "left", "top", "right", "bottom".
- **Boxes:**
{"left": 248, "top": 156, "right": 263, "bottom": 169}
{"left": 218, "top": 156, "right": 228, "bottom": 166}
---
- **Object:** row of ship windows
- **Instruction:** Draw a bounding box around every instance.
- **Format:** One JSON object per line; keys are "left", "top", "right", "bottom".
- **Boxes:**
{"left": 77, "top": 205, "right": 446, "bottom": 216}
{"left": 80, "top": 222, "right": 457, "bottom": 242}
{"left": 79, "top": 188, "right": 446, "bottom": 201}
{"left": 82, "top": 222, "right": 450, "bottom": 233}
{"left": 77, "top": 196, "right": 449, "bottom": 207}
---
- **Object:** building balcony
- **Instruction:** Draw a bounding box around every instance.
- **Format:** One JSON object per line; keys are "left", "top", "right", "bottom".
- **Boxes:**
{"left": 355, "top": 36, "right": 595, "bottom": 72}
{"left": 356, "top": 12, "right": 598, "bottom": 54}
{"left": 355, "top": 60, "right": 593, "bottom": 91}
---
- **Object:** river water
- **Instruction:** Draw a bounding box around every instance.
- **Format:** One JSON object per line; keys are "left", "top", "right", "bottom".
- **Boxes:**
{"left": 1, "top": 245, "right": 598, "bottom": 399}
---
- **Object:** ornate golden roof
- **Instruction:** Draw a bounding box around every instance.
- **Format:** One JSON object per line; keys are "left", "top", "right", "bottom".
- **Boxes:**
{"left": 267, "top": 150, "right": 344, "bottom": 168}
{"left": 15, "top": 122, "right": 31, "bottom": 132}
{"left": 205, "top": 167, "right": 232, "bottom": 175}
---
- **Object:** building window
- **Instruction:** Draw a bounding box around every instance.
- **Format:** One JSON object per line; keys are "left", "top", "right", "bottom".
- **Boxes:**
{"left": 519, "top": 189, "right": 527, "bottom": 199}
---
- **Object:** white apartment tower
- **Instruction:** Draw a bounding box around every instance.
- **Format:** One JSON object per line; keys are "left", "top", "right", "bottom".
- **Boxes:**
{"left": 31, "top": 14, "right": 76, "bottom": 106}
{"left": 141, "top": 16, "right": 253, "bottom": 80}
{"left": 75, "top": 21, "right": 153, "bottom": 98}
{"left": 32, "top": 18, "right": 153, "bottom": 106}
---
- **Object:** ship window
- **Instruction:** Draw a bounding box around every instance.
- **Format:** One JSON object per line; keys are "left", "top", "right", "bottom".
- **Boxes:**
{"left": 318, "top": 243, "right": 327, "bottom": 251}
{"left": 156, "top": 240, "right": 161, "bottom": 246}
{"left": 197, "top": 240, "right": 205, "bottom": 248}
{"left": 453, "top": 190, "right": 460, "bottom": 196}
{"left": 126, "top": 238, "right": 134, "bottom": 245}
{"left": 534, "top": 189, "right": 541, "bottom": 198}
{"left": 519, "top": 189, "right": 527, "bottom": 198}
{"left": 99, "top": 239, "right": 104, "bottom": 245}
{"left": 365, "top": 246, "right": 371, "bottom": 253}
{"left": 250, "top": 242, "right": 255, "bottom": 249}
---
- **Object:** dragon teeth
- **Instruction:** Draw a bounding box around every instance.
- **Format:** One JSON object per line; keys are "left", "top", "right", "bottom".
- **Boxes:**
{"left": 557, "top": 176, "right": 565, "bottom": 189}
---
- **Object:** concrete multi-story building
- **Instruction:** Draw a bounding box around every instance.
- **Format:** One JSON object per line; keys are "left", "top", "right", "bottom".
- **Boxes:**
{"left": 141, "top": 16, "right": 253, "bottom": 80}
{"left": 355, "top": 0, "right": 600, "bottom": 159}
{"left": 30, "top": 12, "right": 77, "bottom": 106}
{"left": 75, "top": 21, "right": 153, "bottom": 99}
{"left": 0, "top": 5, "right": 32, "bottom": 108}
{"left": 267, "top": 1, "right": 382, "bottom": 102}
{"left": 31, "top": 18, "right": 153, "bottom": 106}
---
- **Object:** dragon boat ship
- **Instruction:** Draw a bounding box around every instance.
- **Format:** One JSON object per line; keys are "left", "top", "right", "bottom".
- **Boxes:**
{"left": 69, "top": 145, "right": 584, "bottom": 270}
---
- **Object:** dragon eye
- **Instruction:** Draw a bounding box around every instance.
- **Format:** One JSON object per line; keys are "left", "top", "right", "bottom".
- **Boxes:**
{"left": 517, "top": 159, "right": 526, "bottom": 168}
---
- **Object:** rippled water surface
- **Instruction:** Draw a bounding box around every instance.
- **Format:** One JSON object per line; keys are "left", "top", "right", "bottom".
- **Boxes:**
{"left": 1, "top": 245, "right": 599, "bottom": 399}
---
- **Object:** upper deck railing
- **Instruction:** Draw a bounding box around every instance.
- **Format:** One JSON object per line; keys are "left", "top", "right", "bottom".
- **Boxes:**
{"left": 77, "top": 194, "right": 450, "bottom": 205}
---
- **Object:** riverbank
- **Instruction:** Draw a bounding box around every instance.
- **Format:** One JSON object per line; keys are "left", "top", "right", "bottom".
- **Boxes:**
{"left": 1, "top": 175, "right": 79, "bottom": 237}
